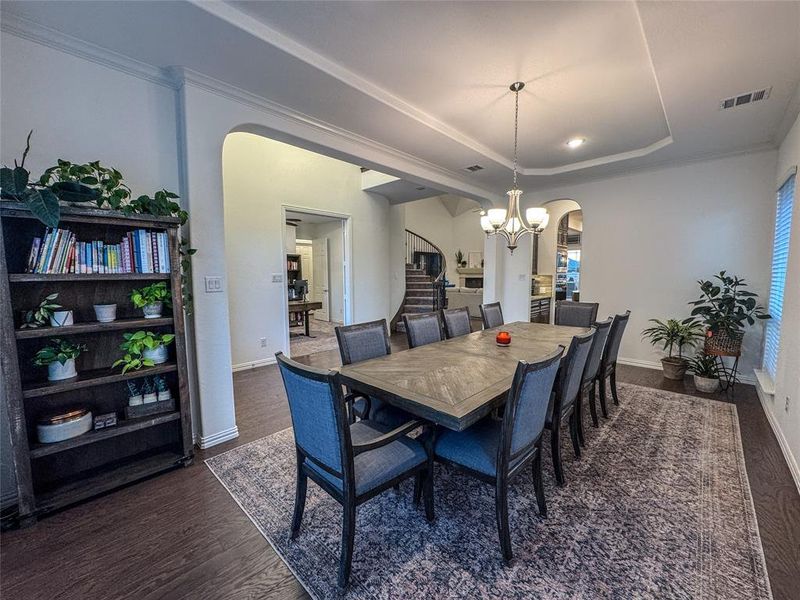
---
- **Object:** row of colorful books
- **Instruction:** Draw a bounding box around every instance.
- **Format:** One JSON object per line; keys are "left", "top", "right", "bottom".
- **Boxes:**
{"left": 25, "top": 228, "right": 172, "bottom": 274}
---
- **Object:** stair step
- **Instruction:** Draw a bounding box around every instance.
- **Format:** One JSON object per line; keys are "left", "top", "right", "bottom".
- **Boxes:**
{"left": 402, "top": 304, "right": 435, "bottom": 313}
{"left": 405, "top": 296, "right": 434, "bottom": 305}
{"left": 406, "top": 290, "right": 435, "bottom": 297}
{"left": 406, "top": 276, "right": 432, "bottom": 282}
{"left": 407, "top": 282, "right": 434, "bottom": 289}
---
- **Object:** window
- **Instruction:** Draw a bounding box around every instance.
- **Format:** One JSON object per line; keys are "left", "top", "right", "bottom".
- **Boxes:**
{"left": 763, "top": 172, "right": 795, "bottom": 379}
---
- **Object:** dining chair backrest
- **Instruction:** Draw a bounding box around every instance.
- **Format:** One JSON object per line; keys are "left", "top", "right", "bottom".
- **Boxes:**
{"left": 480, "top": 302, "right": 504, "bottom": 329}
{"left": 555, "top": 301, "right": 599, "bottom": 328}
{"left": 276, "top": 352, "right": 350, "bottom": 478}
{"left": 403, "top": 311, "right": 445, "bottom": 348}
{"left": 582, "top": 317, "right": 612, "bottom": 384}
{"left": 335, "top": 319, "right": 391, "bottom": 365}
{"left": 554, "top": 330, "right": 595, "bottom": 415}
{"left": 501, "top": 348, "right": 564, "bottom": 459}
{"left": 441, "top": 307, "right": 472, "bottom": 339}
{"left": 602, "top": 311, "right": 631, "bottom": 370}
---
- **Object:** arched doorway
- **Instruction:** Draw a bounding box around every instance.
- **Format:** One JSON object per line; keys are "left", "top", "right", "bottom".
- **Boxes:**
{"left": 556, "top": 210, "right": 583, "bottom": 303}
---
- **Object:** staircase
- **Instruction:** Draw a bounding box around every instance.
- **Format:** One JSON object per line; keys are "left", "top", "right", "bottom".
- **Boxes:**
{"left": 393, "top": 230, "right": 447, "bottom": 333}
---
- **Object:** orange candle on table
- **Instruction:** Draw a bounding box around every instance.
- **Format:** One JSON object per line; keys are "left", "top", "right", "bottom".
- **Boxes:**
{"left": 496, "top": 331, "right": 511, "bottom": 346}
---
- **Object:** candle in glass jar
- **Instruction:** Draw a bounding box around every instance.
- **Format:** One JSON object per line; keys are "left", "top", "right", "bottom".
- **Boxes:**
{"left": 496, "top": 331, "right": 511, "bottom": 346}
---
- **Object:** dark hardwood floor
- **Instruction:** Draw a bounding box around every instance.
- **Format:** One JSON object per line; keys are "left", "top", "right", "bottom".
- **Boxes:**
{"left": 2, "top": 332, "right": 799, "bottom": 600}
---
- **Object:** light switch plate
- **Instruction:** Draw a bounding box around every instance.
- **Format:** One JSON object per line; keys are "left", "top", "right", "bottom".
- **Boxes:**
{"left": 204, "top": 276, "right": 223, "bottom": 293}
{"left": 272, "top": 273, "right": 284, "bottom": 283}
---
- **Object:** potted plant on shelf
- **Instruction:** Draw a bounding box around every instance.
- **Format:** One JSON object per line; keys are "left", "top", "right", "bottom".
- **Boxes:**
{"left": 20, "top": 293, "right": 61, "bottom": 329}
{"left": 126, "top": 380, "right": 143, "bottom": 406}
{"left": 130, "top": 282, "right": 171, "bottom": 319}
{"left": 32, "top": 338, "right": 87, "bottom": 381}
{"left": 154, "top": 375, "right": 172, "bottom": 402}
{"left": 641, "top": 318, "right": 705, "bottom": 380}
{"left": 141, "top": 378, "right": 157, "bottom": 404}
{"left": 455, "top": 249, "right": 466, "bottom": 268}
{"left": 688, "top": 352, "right": 720, "bottom": 393}
{"left": 113, "top": 331, "right": 175, "bottom": 373}
{"left": 688, "top": 271, "right": 770, "bottom": 356}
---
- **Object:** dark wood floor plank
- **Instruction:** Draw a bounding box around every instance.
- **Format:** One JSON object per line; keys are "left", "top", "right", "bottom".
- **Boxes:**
{"left": 1, "top": 334, "right": 797, "bottom": 600}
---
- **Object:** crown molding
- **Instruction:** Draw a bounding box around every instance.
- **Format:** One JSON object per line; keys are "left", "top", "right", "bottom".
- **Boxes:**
{"left": 190, "top": 0, "right": 674, "bottom": 176}
{"left": 171, "top": 67, "right": 499, "bottom": 202}
{"left": 0, "top": 11, "right": 177, "bottom": 89}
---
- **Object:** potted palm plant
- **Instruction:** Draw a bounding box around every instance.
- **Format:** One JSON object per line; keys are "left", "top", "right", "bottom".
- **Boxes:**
{"left": 641, "top": 318, "right": 705, "bottom": 380}
{"left": 689, "top": 271, "right": 770, "bottom": 356}
{"left": 688, "top": 352, "right": 720, "bottom": 393}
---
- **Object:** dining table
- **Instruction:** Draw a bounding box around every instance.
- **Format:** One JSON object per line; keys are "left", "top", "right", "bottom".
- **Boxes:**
{"left": 337, "top": 321, "right": 590, "bottom": 431}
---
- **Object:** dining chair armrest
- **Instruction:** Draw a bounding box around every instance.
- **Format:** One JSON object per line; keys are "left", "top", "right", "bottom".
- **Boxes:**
{"left": 352, "top": 419, "right": 425, "bottom": 455}
{"left": 343, "top": 392, "right": 370, "bottom": 421}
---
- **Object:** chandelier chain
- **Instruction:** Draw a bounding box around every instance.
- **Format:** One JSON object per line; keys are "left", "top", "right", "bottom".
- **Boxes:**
{"left": 513, "top": 86, "right": 519, "bottom": 189}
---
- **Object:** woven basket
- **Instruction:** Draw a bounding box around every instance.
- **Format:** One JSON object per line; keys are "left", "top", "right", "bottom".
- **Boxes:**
{"left": 704, "top": 329, "right": 743, "bottom": 357}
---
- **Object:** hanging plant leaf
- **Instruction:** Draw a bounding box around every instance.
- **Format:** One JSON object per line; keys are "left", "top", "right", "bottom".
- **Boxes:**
{"left": 23, "top": 188, "right": 60, "bottom": 227}
{"left": 0, "top": 166, "right": 29, "bottom": 198}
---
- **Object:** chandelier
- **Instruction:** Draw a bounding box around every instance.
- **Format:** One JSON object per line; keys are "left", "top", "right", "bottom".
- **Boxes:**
{"left": 480, "top": 81, "right": 549, "bottom": 253}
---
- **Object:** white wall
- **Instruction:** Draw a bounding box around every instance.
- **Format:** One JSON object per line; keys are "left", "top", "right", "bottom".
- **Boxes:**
{"left": 502, "top": 150, "right": 778, "bottom": 379}
{"left": 766, "top": 113, "right": 800, "bottom": 485}
{"left": 223, "top": 132, "right": 390, "bottom": 368}
{"left": 295, "top": 220, "right": 346, "bottom": 323}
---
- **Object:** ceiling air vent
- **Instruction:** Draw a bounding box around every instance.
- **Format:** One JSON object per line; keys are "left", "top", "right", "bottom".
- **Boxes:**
{"left": 464, "top": 164, "right": 484, "bottom": 173}
{"left": 719, "top": 87, "right": 771, "bottom": 110}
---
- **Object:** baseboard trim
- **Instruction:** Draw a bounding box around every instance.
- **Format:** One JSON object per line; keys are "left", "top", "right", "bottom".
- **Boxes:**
{"left": 197, "top": 426, "right": 240, "bottom": 449}
{"left": 232, "top": 356, "right": 277, "bottom": 372}
{"left": 756, "top": 383, "right": 800, "bottom": 494}
{"left": 616, "top": 356, "right": 755, "bottom": 385}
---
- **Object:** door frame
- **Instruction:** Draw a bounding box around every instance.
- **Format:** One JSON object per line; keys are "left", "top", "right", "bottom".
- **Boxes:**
{"left": 280, "top": 204, "right": 353, "bottom": 357}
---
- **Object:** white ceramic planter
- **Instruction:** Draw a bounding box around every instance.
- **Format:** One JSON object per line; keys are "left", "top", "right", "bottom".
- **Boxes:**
{"left": 93, "top": 303, "right": 117, "bottom": 322}
{"left": 142, "top": 302, "right": 163, "bottom": 319}
{"left": 694, "top": 375, "right": 719, "bottom": 393}
{"left": 142, "top": 392, "right": 158, "bottom": 404}
{"left": 143, "top": 344, "right": 168, "bottom": 364}
{"left": 48, "top": 359, "right": 77, "bottom": 381}
{"left": 49, "top": 310, "right": 74, "bottom": 327}
{"left": 37, "top": 411, "right": 92, "bottom": 444}
{"left": 128, "top": 394, "right": 144, "bottom": 406}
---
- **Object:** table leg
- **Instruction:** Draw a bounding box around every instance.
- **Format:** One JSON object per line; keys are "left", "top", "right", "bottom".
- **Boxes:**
{"left": 304, "top": 310, "right": 315, "bottom": 338}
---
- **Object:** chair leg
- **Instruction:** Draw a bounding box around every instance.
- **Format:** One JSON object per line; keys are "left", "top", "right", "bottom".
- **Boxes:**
{"left": 576, "top": 389, "right": 586, "bottom": 447}
{"left": 290, "top": 454, "right": 307, "bottom": 540}
{"left": 413, "top": 473, "right": 422, "bottom": 505}
{"left": 598, "top": 376, "right": 609, "bottom": 418}
{"left": 532, "top": 448, "right": 547, "bottom": 517}
{"left": 588, "top": 384, "right": 599, "bottom": 427}
{"left": 550, "top": 425, "right": 565, "bottom": 486}
{"left": 422, "top": 467, "right": 435, "bottom": 523}
{"left": 610, "top": 370, "right": 620, "bottom": 405}
{"left": 495, "top": 479, "right": 513, "bottom": 563}
{"left": 337, "top": 502, "right": 357, "bottom": 589}
{"left": 569, "top": 413, "right": 581, "bottom": 459}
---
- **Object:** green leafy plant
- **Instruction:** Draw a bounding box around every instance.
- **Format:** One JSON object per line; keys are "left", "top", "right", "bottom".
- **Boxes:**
{"left": 38, "top": 160, "right": 131, "bottom": 208}
{"left": 32, "top": 338, "right": 87, "bottom": 366}
{"left": 0, "top": 131, "right": 61, "bottom": 227}
{"left": 455, "top": 249, "right": 464, "bottom": 265}
{"left": 154, "top": 375, "right": 169, "bottom": 393}
{"left": 180, "top": 237, "right": 197, "bottom": 315}
{"left": 130, "top": 281, "right": 171, "bottom": 309}
{"left": 113, "top": 331, "right": 175, "bottom": 374}
{"left": 687, "top": 353, "right": 719, "bottom": 378}
{"left": 122, "top": 189, "right": 187, "bottom": 224}
{"left": 688, "top": 271, "right": 770, "bottom": 336}
{"left": 126, "top": 380, "right": 140, "bottom": 397}
{"left": 641, "top": 318, "right": 705, "bottom": 360}
{"left": 20, "top": 293, "right": 61, "bottom": 329}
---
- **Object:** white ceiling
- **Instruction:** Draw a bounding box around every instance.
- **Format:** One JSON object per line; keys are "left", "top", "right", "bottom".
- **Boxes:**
{"left": 285, "top": 210, "right": 342, "bottom": 225}
{"left": 2, "top": 0, "right": 799, "bottom": 199}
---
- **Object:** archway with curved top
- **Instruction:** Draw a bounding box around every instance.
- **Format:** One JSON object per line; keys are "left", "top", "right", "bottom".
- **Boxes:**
{"left": 536, "top": 199, "right": 583, "bottom": 320}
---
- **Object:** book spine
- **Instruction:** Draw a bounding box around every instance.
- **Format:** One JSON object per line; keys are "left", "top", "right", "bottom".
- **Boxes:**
{"left": 161, "top": 232, "right": 171, "bottom": 273}
{"left": 91, "top": 241, "right": 97, "bottom": 273}
{"left": 58, "top": 233, "right": 71, "bottom": 273}
{"left": 27, "top": 237, "right": 41, "bottom": 273}
{"left": 151, "top": 232, "right": 159, "bottom": 273}
{"left": 144, "top": 230, "right": 153, "bottom": 273}
{"left": 45, "top": 229, "right": 61, "bottom": 274}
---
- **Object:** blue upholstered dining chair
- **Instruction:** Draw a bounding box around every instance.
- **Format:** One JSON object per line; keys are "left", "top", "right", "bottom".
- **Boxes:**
{"left": 335, "top": 319, "right": 414, "bottom": 428}
{"left": 596, "top": 311, "right": 631, "bottom": 418}
{"left": 578, "top": 317, "right": 612, "bottom": 440}
{"left": 276, "top": 352, "right": 434, "bottom": 589}
{"left": 434, "top": 348, "right": 564, "bottom": 562}
{"left": 479, "top": 301, "right": 504, "bottom": 329}
{"left": 441, "top": 306, "right": 472, "bottom": 338}
{"left": 402, "top": 311, "right": 444, "bottom": 348}
{"left": 545, "top": 329, "right": 595, "bottom": 485}
{"left": 554, "top": 301, "right": 599, "bottom": 328}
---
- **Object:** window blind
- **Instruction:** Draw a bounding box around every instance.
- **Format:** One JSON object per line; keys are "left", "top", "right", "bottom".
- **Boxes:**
{"left": 763, "top": 173, "right": 795, "bottom": 379}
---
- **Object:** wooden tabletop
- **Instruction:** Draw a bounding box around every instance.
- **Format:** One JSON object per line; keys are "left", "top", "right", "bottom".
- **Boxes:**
{"left": 338, "top": 321, "right": 589, "bottom": 431}
{"left": 287, "top": 300, "right": 323, "bottom": 311}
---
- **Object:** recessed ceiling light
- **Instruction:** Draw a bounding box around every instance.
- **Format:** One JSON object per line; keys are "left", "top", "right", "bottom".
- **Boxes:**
{"left": 566, "top": 138, "right": 586, "bottom": 149}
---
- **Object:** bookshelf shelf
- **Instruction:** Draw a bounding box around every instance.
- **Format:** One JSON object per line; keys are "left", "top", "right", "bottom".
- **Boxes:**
{"left": 15, "top": 317, "right": 173, "bottom": 340}
{"left": 1, "top": 207, "right": 193, "bottom": 524}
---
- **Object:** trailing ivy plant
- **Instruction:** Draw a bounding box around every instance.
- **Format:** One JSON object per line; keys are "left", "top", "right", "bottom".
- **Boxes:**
{"left": 38, "top": 160, "right": 131, "bottom": 208}
{"left": 130, "top": 281, "right": 172, "bottom": 308}
{"left": 113, "top": 330, "right": 175, "bottom": 374}
{"left": 180, "top": 238, "right": 197, "bottom": 315}
{"left": 20, "top": 293, "right": 62, "bottom": 329}
{"left": 0, "top": 131, "right": 61, "bottom": 227}
{"left": 122, "top": 189, "right": 188, "bottom": 224}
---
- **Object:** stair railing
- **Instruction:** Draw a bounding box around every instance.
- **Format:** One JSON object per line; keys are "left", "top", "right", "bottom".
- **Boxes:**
{"left": 406, "top": 229, "right": 447, "bottom": 311}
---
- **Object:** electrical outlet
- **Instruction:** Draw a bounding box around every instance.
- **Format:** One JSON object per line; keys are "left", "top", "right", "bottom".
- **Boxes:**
{"left": 204, "top": 276, "right": 223, "bottom": 293}
{"left": 260, "top": 337, "right": 267, "bottom": 348}
{"left": 785, "top": 396, "right": 791, "bottom": 412}
{"left": 272, "top": 273, "right": 283, "bottom": 283}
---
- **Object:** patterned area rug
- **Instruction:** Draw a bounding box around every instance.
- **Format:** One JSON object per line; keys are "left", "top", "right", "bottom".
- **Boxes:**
{"left": 289, "top": 318, "right": 341, "bottom": 358}
{"left": 206, "top": 383, "right": 771, "bottom": 599}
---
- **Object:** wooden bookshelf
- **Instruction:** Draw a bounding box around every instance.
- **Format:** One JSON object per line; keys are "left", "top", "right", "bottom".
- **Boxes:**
{"left": 0, "top": 204, "right": 193, "bottom": 525}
